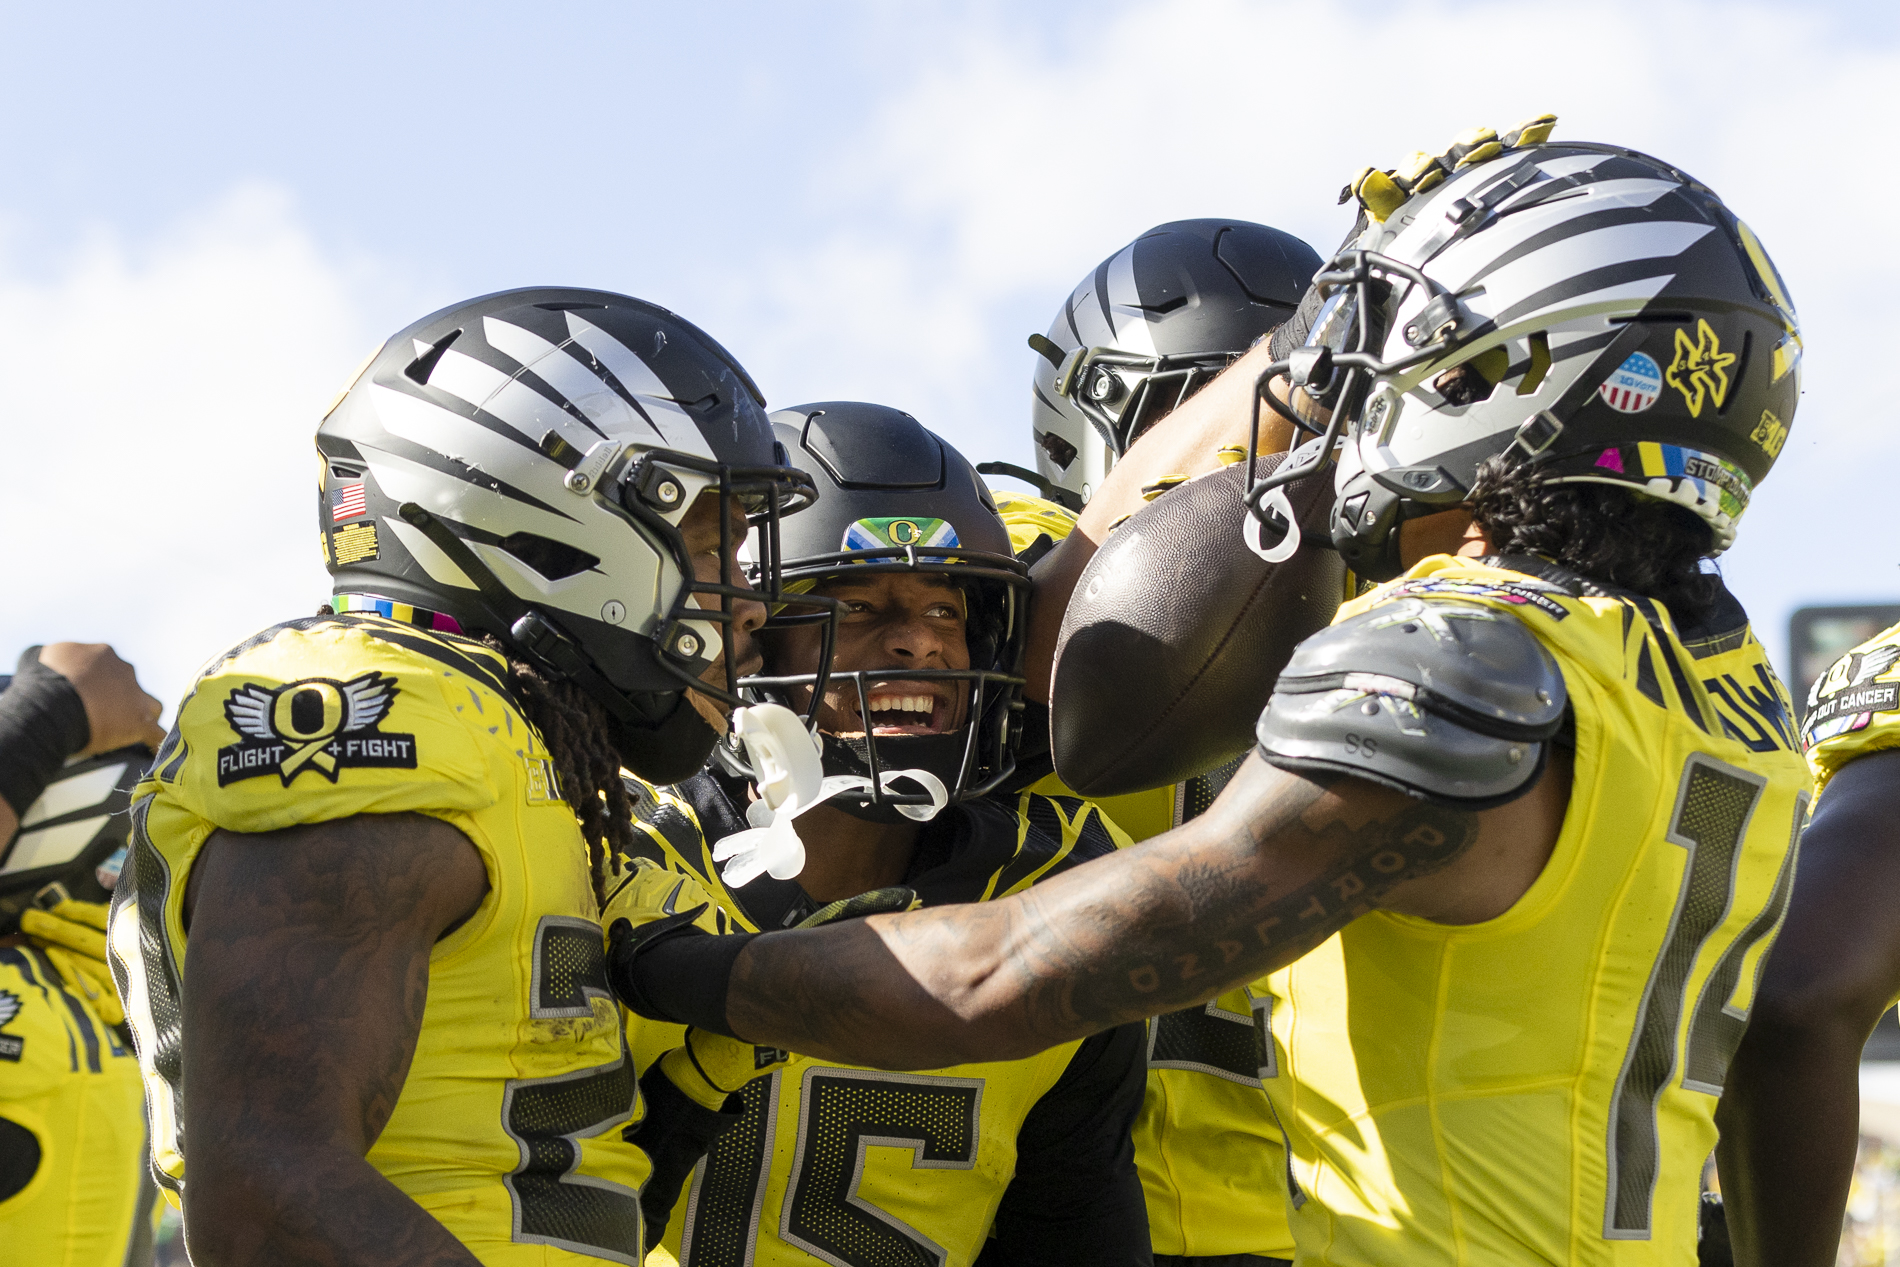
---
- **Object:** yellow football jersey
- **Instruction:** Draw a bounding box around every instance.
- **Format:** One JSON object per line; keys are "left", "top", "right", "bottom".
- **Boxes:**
{"left": 1801, "top": 620, "right": 1900, "bottom": 795}
{"left": 626, "top": 773, "right": 1149, "bottom": 1267}
{"left": 109, "top": 613, "right": 660, "bottom": 1262}
{"left": 0, "top": 942, "right": 150, "bottom": 1266}
{"left": 1267, "top": 556, "right": 1809, "bottom": 1265}
{"left": 994, "top": 483, "right": 1293, "bottom": 1260}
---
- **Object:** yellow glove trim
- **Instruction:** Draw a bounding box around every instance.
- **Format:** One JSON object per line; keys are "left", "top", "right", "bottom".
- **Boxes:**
{"left": 1140, "top": 474, "right": 1189, "bottom": 501}
{"left": 658, "top": 1028, "right": 789, "bottom": 1112}
{"left": 1455, "top": 140, "right": 1505, "bottom": 169}
{"left": 20, "top": 900, "right": 110, "bottom": 958}
{"left": 1353, "top": 169, "right": 1409, "bottom": 223}
{"left": 37, "top": 942, "right": 125, "bottom": 1026}
{"left": 1215, "top": 445, "right": 1248, "bottom": 466}
{"left": 1504, "top": 113, "right": 1558, "bottom": 147}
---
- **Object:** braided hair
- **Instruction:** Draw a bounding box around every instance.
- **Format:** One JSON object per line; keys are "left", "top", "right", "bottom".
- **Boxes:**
{"left": 1467, "top": 455, "right": 1721, "bottom": 625}
{"left": 484, "top": 637, "right": 638, "bottom": 907}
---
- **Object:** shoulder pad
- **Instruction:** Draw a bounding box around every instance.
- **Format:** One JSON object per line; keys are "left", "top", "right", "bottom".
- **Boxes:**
{"left": 1256, "top": 596, "right": 1566, "bottom": 807}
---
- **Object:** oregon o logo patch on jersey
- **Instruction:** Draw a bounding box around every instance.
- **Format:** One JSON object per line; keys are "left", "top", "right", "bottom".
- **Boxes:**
{"left": 842, "top": 517, "right": 959, "bottom": 551}
{"left": 218, "top": 672, "right": 418, "bottom": 786}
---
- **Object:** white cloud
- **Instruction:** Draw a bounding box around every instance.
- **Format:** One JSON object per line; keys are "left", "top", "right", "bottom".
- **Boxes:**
{"left": 0, "top": 185, "right": 383, "bottom": 714}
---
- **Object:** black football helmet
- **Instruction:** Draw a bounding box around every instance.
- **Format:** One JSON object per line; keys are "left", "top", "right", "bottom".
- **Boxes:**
{"left": 1019, "top": 219, "right": 1323, "bottom": 508}
{"left": 740, "top": 402, "right": 1030, "bottom": 818}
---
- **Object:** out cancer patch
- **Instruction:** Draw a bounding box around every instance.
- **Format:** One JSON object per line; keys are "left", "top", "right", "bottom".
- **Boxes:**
{"left": 218, "top": 672, "right": 418, "bottom": 786}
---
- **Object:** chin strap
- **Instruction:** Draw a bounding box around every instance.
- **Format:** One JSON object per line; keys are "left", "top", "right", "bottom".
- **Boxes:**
{"left": 710, "top": 704, "right": 949, "bottom": 888}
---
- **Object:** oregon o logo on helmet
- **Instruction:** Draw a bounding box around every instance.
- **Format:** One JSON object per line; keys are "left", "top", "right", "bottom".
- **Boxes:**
{"left": 888, "top": 519, "right": 922, "bottom": 546}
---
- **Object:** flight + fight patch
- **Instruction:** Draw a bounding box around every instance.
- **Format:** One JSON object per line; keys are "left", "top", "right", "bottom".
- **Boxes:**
{"left": 218, "top": 672, "right": 418, "bottom": 786}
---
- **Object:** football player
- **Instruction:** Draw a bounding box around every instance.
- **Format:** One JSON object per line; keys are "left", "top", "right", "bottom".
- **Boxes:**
{"left": 105, "top": 288, "right": 834, "bottom": 1263}
{"left": 629, "top": 400, "right": 1150, "bottom": 1267}
{"left": 0, "top": 641, "right": 164, "bottom": 1264}
{"left": 1717, "top": 621, "right": 1900, "bottom": 1265}
{"left": 1004, "top": 220, "right": 1324, "bottom": 1267}
{"left": 608, "top": 130, "right": 1813, "bottom": 1264}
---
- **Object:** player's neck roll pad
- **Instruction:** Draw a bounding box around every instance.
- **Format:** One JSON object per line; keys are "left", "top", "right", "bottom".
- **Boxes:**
{"left": 1256, "top": 596, "right": 1567, "bottom": 808}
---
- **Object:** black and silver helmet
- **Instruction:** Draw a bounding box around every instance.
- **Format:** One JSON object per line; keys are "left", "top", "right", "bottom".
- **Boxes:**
{"left": 1023, "top": 219, "right": 1322, "bottom": 508}
{"left": 743, "top": 402, "right": 1030, "bottom": 817}
{"left": 315, "top": 287, "right": 823, "bottom": 780}
{"left": 1281, "top": 142, "right": 1800, "bottom": 581}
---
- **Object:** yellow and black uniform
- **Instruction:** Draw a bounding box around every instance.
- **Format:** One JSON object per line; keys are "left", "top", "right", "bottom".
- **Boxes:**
{"left": 0, "top": 938, "right": 148, "bottom": 1264}
{"left": 1, "top": 741, "right": 156, "bottom": 1267}
{"left": 108, "top": 613, "right": 666, "bottom": 1263}
{"left": 1801, "top": 620, "right": 1900, "bottom": 793}
{"left": 1266, "top": 555, "right": 1808, "bottom": 1265}
{"left": 624, "top": 767, "right": 1151, "bottom": 1267}
{"left": 994, "top": 487, "right": 1294, "bottom": 1265}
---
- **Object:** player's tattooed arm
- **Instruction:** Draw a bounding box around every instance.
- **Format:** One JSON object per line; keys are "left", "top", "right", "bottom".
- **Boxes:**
{"left": 180, "top": 812, "right": 488, "bottom": 1267}
{"left": 725, "top": 755, "right": 1487, "bottom": 1068}
{"left": 1719, "top": 750, "right": 1900, "bottom": 1267}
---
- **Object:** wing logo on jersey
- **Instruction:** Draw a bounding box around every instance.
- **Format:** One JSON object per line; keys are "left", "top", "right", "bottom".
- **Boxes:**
{"left": 0, "top": 989, "right": 21, "bottom": 1061}
{"left": 217, "top": 672, "right": 418, "bottom": 787}
{"left": 1803, "top": 643, "right": 1900, "bottom": 745}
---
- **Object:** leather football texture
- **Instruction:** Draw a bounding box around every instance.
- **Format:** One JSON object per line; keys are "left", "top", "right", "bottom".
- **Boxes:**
{"left": 1052, "top": 456, "right": 1345, "bottom": 797}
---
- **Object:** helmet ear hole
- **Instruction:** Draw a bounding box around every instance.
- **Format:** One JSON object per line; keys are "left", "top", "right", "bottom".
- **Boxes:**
{"left": 498, "top": 532, "right": 600, "bottom": 581}
{"left": 1432, "top": 346, "right": 1512, "bottom": 406}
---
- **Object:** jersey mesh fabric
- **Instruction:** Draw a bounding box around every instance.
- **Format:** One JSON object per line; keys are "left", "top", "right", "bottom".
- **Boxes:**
{"left": 993, "top": 483, "right": 1295, "bottom": 1259}
{"left": 108, "top": 614, "right": 660, "bottom": 1263}
{"left": 1266, "top": 555, "right": 1809, "bottom": 1265}
{"left": 625, "top": 772, "right": 1144, "bottom": 1267}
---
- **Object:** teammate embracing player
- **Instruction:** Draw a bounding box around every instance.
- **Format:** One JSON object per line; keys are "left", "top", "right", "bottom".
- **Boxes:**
{"left": 609, "top": 129, "right": 1814, "bottom": 1263}
{"left": 108, "top": 288, "right": 827, "bottom": 1263}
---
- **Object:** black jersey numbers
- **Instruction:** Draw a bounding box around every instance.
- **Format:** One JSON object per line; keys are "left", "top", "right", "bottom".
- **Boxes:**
{"left": 679, "top": 1068, "right": 983, "bottom": 1267}
{"left": 502, "top": 915, "right": 643, "bottom": 1263}
{"left": 1148, "top": 992, "right": 1273, "bottom": 1085}
{"left": 1604, "top": 754, "right": 1786, "bottom": 1240}
{"left": 781, "top": 1069, "right": 983, "bottom": 1267}
{"left": 678, "top": 1075, "right": 780, "bottom": 1267}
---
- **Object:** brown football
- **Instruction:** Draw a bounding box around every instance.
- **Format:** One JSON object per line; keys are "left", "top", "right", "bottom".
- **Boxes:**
{"left": 1051, "top": 456, "right": 1345, "bottom": 797}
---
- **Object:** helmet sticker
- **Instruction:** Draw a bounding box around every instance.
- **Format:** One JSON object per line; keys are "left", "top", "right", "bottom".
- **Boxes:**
{"left": 332, "top": 522, "right": 379, "bottom": 565}
{"left": 1634, "top": 441, "right": 1751, "bottom": 521}
{"left": 1664, "top": 320, "right": 1736, "bottom": 418}
{"left": 842, "top": 518, "right": 960, "bottom": 551}
{"left": 1750, "top": 409, "right": 1789, "bottom": 458}
{"left": 330, "top": 481, "right": 367, "bottom": 522}
{"left": 1598, "top": 352, "right": 1662, "bottom": 414}
{"left": 218, "top": 674, "right": 418, "bottom": 787}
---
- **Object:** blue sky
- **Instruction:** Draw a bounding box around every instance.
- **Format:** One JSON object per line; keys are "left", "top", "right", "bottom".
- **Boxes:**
{"left": 2, "top": 0, "right": 1895, "bottom": 712}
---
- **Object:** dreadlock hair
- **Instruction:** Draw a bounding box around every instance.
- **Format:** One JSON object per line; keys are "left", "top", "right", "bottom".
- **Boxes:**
{"left": 483, "top": 636, "right": 637, "bottom": 906}
{"left": 1467, "top": 455, "right": 1722, "bottom": 626}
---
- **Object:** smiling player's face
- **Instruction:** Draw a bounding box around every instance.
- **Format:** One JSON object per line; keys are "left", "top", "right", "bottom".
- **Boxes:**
{"left": 767, "top": 573, "right": 971, "bottom": 737}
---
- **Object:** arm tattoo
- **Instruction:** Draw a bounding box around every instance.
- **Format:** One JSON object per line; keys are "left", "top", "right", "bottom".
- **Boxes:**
{"left": 726, "top": 767, "right": 1482, "bottom": 1067}
{"left": 182, "top": 813, "right": 486, "bottom": 1265}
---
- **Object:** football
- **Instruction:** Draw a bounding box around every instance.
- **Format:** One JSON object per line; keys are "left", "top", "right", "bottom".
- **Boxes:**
{"left": 1050, "top": 456, "right": 1346, "bottom": 797}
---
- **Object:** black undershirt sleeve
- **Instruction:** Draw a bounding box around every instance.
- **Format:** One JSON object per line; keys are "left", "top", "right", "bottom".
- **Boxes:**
{"left": 977, "top": 1021, "right": 1153, "bottom": 1267}
{"left": 1002, "top": 700, "right": 1054, "bottom": 793}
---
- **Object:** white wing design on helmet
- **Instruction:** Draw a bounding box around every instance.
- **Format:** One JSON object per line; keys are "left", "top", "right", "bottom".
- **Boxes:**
{"left": 224, "top": 686, "right": 275, "bottom": 739}
{"left": 341, "top": 674, "right": 396, "bottom": 732}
